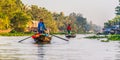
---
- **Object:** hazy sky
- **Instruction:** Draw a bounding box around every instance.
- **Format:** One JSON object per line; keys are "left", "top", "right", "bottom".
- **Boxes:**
{"left": 21, "top": 0, "right": 119, "bottom": 27}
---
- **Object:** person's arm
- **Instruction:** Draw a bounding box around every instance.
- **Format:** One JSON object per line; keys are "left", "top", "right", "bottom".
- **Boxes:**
{"left": 38, "top": 22, "right": 40, "bottom": 29}
{"left": 43, "top": 23, "right": 46, "bottom": 30}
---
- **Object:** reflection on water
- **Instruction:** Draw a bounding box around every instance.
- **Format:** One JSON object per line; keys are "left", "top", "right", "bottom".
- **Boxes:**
{"left": 0, "top": 34, "right": 120, "bottom": 60}
{"left": 115, "top": 43, "right": 120, "bottom": 60}
{"left": 37, "top": 44, "right": 45, "bottom": 60}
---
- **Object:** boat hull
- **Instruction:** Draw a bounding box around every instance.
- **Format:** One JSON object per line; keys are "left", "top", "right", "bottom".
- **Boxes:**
{"left": 65, "top": 34, "right": 76, "bottom": 38}
{"left": 33, "top": 35, "right": 51, "bottom": 44}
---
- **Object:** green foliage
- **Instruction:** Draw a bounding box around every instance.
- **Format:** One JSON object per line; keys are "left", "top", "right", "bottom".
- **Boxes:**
{"left": 104, "top": 15, "right": 120, "bottom": 28}
{"left": 0, "top": 0, "right": 100, "bottom": 34}
{"left": 85, "top": 35, "right": 107, "bottom": 39}
{"left": 68, "top": 12, "right": 88, "bottom": 33}
{"left": 0, "top": 0, "right": 23, "bottom": 19}
{"left": 10, "top": 30, "right": 17, "bottom": 33}
{"left": 11, "top": 12, "right": 31, "bottom": 32}
{"left": 52, "top": 12, "right": 98, "bottom": 33}
{"left": 0, "top": 13, "right": 10, "bottom": 30}
{"left": 101, "top": 40, "right": 109, "bottom": 42}
{"left": 108, "top": 35, "right": 120, "bottom": 41}
{"left": 50, "top": 32, "right": 66, "bottom": 35}
{"left": 0, "top": 0, "right": 27, "bottom": 31}
{"left": 86, "top": 35, "right": 120, "bottom": 41}
{"left": 0, "top": 32, "right": 33, "bottom": 36}
{"left": 52, "top": 12, "right": 68, "bottom": 32}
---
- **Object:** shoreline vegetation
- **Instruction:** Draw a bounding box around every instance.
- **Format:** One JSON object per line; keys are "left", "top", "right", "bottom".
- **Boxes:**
{"left": 0, "top": 32, "right": 34, "bottom": 36}
{"left": 1, "top": 32, "right": 120, "bottom": 42}
{"left": 85, "top": 34, "right": 120, "bottom": 41}
{"left": 0, "top": 32, "right": 76, "bottom": 36}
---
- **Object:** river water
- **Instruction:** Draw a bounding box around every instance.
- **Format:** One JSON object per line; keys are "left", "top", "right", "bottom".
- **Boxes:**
{"left": 0, "top": 34, "right": 120, "bottom": 60}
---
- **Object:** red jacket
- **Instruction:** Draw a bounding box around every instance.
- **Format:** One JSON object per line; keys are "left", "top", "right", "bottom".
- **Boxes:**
{"left": 67, "top": 25, "right": 71, "bottom": 30}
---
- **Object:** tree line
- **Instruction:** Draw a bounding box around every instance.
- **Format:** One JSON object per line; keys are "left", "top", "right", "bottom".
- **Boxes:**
{"left": 0, "top": 0, "right": 100, "bottom": 33}
{"left": 104, "top": 16, "right": 120, "bottom": 28}
{"left": 104, "top": 4, "right": 120, "bottom": 29}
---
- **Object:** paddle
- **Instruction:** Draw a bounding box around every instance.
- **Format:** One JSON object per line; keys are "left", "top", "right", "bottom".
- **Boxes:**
{"left": 51, "top": 34, "right": 69, "bottom": 41}
{"left": 18, "top": 36, "right": 32, "bottom": 43}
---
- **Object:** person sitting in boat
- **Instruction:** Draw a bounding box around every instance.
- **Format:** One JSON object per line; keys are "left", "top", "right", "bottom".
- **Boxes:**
{"left": 67, "top": 24, "right": 71, "bottom": 35}
{"left": 38, "top": 19, "right": 46, "bottom": 34}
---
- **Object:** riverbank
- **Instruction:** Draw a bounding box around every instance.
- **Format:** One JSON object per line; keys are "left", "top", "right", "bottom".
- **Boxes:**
{"left": 0, "top": 32, "right": 77, "bottom": 36}
{"left": 0, "top": 32, "right": 34, "bottom": 36}
{"left": 0, "top": 32, "right": 64, "bottom": 36}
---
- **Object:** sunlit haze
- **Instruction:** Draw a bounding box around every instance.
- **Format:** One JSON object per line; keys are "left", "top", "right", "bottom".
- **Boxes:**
{"left": 21, "top": 0, "right": 119, "bottom": 27}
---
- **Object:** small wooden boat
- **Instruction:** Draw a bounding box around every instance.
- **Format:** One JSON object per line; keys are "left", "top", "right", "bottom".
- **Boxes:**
{"left": 32, "top": 33, "right": 52, "bottom": 44}
{"left": 65, "top": 34, "right": 76, "bottom": 38}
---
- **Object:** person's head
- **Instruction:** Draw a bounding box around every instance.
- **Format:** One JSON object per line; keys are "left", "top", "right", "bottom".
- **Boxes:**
{"left": 40, "top": 19, "right": 43, "bottom": 22}
{"left": 68, "top": 24, "right": 70, "bottom": 26}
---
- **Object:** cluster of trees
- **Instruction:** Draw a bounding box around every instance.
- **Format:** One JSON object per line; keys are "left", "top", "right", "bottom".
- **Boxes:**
{"left": 0, "top": 0, "right": 30, "bottom": 32}
{"left": 0, "top": 0, "right": 100, "bottom": 33}
{"left": 104, "top": 16, "right": 120, "bottom": 28}
{"left": 104, "top": 4, "right": 120, "bottom": 28}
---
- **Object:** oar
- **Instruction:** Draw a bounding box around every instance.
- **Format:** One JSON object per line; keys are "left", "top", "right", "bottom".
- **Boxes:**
{"left": 51, "top": 34, "right": 69, "bottom": 41}
{"left": 18, "top": 36, "right": 32, "bottom": 43}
